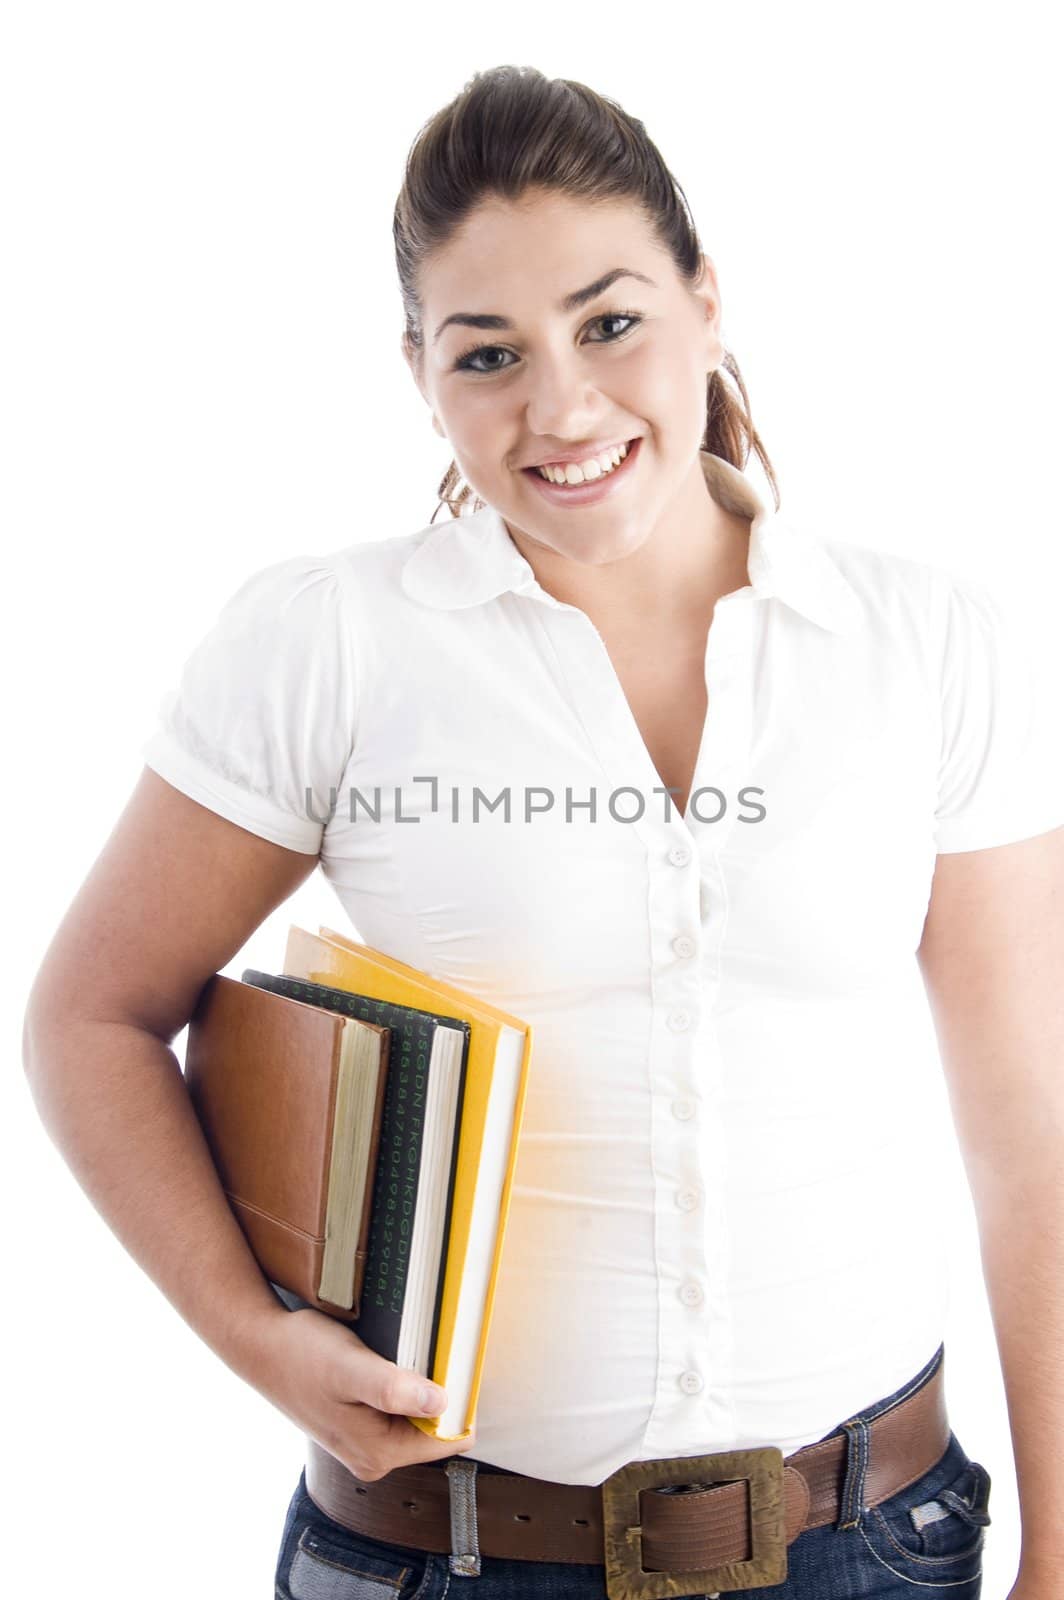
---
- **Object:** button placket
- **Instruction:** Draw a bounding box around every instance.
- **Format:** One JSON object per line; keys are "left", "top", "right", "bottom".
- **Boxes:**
{"left": 546, "top": 590, "right": 752, "bottom": 1456}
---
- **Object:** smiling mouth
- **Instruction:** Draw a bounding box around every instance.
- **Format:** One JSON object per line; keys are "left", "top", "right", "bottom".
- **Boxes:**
{"left": 523, "top": 438, "right": 639, "bottom": 486}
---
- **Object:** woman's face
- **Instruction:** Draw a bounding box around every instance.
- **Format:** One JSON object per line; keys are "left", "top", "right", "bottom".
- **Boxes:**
{"left": 406, "top": 188, "right": 724, "bottom": 568}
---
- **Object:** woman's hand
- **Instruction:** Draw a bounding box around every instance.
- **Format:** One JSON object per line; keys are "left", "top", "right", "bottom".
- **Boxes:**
{"left": 246, "top": 1305, "right": 477, "bottom": 1481}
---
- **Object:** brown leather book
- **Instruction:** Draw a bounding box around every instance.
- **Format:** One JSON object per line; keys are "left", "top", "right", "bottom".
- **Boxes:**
{"left": 184, "top": 973, "right": 389, "bottom": 1320}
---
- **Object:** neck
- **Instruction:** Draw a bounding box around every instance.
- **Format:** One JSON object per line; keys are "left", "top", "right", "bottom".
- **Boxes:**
{"left": 505, "top": 455, "right": 752, "bottom": 632}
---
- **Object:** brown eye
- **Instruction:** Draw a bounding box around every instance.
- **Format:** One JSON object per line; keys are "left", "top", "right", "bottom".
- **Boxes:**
{"left": 452, "top": 310, "right": 643, "bottom": 374}
{"left": 588, "top": 312, "right": 640, "bottom": 341}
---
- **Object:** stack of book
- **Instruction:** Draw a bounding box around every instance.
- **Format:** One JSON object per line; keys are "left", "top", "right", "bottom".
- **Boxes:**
{"left": 182, "top": 924, "right": 532, "bottom": 1444}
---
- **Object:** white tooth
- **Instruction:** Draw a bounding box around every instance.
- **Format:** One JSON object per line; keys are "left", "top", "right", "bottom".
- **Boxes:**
{"left": 537, "top": 446, "right": 628, "bottom": 485}
{"left": 573, "top": 452, "right": 617, "bottom": 482}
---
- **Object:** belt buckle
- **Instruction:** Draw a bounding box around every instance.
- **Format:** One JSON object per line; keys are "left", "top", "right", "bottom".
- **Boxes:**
{"left": 600, "top": 1446, "right": 788, "bottom": 1600}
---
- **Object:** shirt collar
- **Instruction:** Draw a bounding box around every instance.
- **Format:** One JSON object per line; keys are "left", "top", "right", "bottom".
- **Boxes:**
{"left": 400, "top": 449, "right": 864, "bottom": 634}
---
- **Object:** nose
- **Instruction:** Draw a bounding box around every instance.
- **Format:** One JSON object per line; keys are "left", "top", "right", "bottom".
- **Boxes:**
{"left": 523, "top": 351, "right": 604, "bottom": 441}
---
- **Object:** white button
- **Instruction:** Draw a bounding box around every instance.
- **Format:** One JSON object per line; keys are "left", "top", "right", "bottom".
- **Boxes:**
{"left": 668, "top": 844, "right": 691, "bottom": 867}
{"left": 672, "top": 934, "right": 697, "bottom": 959}
{"left": 667, "top": 1010, "right": 691, "bottom": 1033}
{"left": 679, "top": 1280, "right": 704, "bottom": 1307}
{"left": 671, "top": 1097, "right": 696, "bottom": 1121}
{"left": 679, "top": 1369, "right": 704, "bottom": 1395}
{"left": 675, "top": 1186, "right": 701, "bottom": 1211}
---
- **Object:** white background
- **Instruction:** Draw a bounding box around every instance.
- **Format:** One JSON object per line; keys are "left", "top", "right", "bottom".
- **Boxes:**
{"left": 5, "top": 3, "right": 1061, "bottom": 1595}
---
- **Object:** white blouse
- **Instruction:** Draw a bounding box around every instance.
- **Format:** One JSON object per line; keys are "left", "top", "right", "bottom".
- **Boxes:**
{"left": 141, "top": 451, "right": 1064, "bottom": 1485}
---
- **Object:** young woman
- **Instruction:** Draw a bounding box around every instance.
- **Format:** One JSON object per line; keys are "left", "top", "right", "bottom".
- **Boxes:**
{"left": 23, "top": 65, "right": 1063, "bottom": 1600}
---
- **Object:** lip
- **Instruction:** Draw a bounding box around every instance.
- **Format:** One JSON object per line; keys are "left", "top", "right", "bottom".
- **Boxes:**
{"left": 521, "top": 436, "right": 642, "bottom": 507}
{"left": 522, "top": 436, "right": 636, "bottom": 468}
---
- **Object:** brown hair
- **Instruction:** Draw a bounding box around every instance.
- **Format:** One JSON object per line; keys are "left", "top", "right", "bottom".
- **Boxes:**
{"left": 394, "top": 64, "right": 779, "bottom": 523}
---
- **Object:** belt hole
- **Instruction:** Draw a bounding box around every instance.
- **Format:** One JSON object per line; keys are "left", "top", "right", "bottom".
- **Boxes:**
{"left": 573, "top": 1518, "right": 590, "bottom": 1527}
{"left": 514, "top": 1512, "right": 531, "bottom": 1521}
{"left": 402, "top": 1500, "right": 419, "bottom": 1512}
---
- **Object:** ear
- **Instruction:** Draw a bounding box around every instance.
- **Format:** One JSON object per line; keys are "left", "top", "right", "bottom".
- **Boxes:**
{"left": 400, "top": 333, "right": 430, "bottom": 401}
{"left": 694, "top": 252, "right": 725, "bottom": 373}
{"left": 400, "top": 333, "right": 420, "bottom": 385}
{"left": 400, "top": 335, "right": 447, "bottom": 437}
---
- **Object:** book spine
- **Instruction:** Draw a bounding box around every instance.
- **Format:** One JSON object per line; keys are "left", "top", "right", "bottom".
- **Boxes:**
{"left": 366, "top": 1010, "right": 431, "bottom": 1323}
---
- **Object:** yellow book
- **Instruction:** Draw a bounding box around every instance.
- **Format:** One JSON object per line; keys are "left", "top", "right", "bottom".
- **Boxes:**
{"left": 283, "top": 924, "right": 533, "bottom": 1444}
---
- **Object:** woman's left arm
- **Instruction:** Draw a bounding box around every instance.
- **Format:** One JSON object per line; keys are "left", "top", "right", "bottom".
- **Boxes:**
{"left": 917, "top": 825, "right": 1064, "bottom": 1595}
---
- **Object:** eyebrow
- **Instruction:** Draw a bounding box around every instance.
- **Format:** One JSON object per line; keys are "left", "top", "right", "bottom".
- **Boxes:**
{"left": 432, "top": 266, "right": 658, "bottom": 344}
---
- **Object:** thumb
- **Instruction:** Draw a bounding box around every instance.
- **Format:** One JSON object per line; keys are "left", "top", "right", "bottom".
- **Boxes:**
{"left": 408, "top": 1374, "right": 449, "bottom": 1417}
{"left": 368, "top": 1356, "right": 449, "bottom": 1418}
{"left": 331, "top": 1321, "right": 450, "bottom": 1419}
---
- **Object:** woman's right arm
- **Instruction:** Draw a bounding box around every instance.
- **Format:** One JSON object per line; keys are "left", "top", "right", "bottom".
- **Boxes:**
{"left": 22, "top": 766, "right": 473, "bottom": 1480}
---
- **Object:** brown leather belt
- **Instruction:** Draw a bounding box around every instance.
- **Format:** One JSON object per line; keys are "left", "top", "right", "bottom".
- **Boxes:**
{"left": 305, "top": 1355, "right": 949, "bottom": 1599}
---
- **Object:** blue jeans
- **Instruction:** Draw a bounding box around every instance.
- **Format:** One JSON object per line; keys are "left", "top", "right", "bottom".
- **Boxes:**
{"left": 274, "top": 1343, "right": 992, "bottom": 1599}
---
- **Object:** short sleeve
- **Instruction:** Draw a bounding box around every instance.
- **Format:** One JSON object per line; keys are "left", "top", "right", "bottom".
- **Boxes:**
{"left": 932, "top": 572, "right": 1064, "bottom": 853}
{"left": 140, "top": 554, "right": 356, "bottom": 854}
